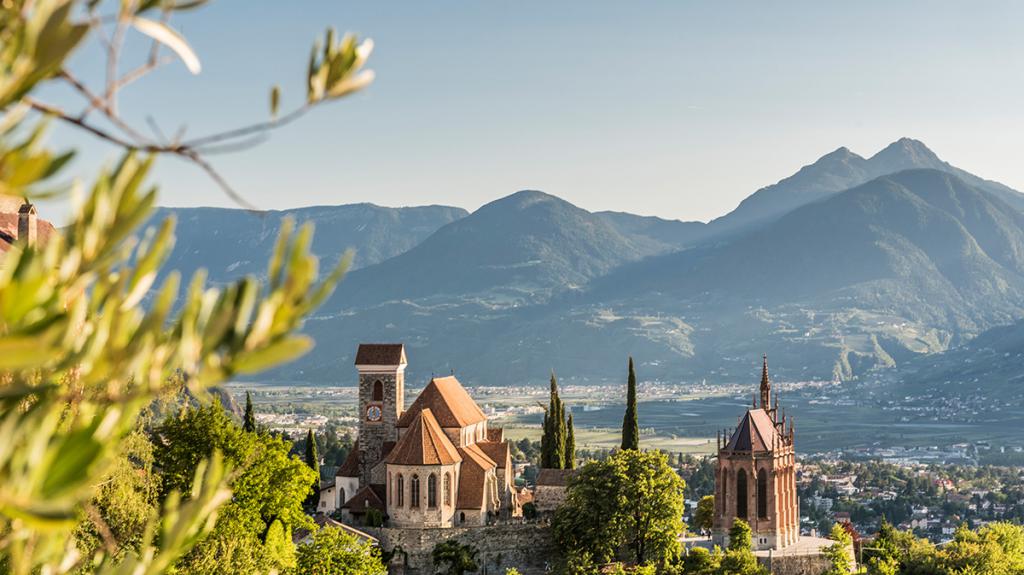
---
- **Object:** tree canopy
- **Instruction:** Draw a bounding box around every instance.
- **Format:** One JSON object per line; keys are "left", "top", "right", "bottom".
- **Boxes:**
{"left": 554, "top": 449, "right": 685, "bottom": 565}
{"left": 622, "top": 357, "right": 639, "bottom": 451}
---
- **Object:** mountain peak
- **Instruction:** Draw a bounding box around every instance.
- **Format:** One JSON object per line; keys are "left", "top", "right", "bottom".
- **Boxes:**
{"left": 869, "top": 137, "right": 943, "bottom": 169}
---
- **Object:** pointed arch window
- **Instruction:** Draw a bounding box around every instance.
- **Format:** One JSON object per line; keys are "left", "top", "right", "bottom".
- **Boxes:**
{"left": 396, "top": 474, "right": 404, "bottom": 507}
{"left": 428, "top": 474, "right": 438, "bottom": 508}
{"left": 757, "top": 468, "right": 768, "bottom": 519}
{"left": 372, "top": 380, "right": 384, "bottom": 401}
{"left": 736, "top": 469, "right": 748, "bottom": 519}
{"left": 444, "top": 472, "right": 452, "bottom": 506}
{"left": 411, "top": 474, "right": 420, "bottom": 507}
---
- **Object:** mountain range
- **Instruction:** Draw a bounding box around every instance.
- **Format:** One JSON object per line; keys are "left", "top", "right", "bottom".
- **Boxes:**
{"left": 145, "top": 138, "right": 1024, "bottom": 389}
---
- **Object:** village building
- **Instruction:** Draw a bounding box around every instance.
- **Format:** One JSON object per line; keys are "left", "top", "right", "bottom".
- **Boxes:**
{"left": 319, "top": 344, "right": 520, "bottom": 528}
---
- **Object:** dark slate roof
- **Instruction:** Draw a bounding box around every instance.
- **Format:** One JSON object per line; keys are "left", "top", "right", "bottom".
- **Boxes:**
{"left": 354, "top": 343, "right": 406, "bottom": 365}
{"left": 536, "top": 468, "right": 574, "bottom": 487}
{"left": 726, "top": 408, "right": 780, "bottom": 452}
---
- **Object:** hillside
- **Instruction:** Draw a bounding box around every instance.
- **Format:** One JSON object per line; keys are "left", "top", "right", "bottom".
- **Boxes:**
{"left": 148, "top": 203, "right": 468, "bottom": 284}
{"left": 328, "top": 190, "right": 684, "bottom": 308}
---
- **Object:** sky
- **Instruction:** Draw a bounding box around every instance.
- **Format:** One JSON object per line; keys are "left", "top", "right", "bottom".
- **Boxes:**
{"left": 41, "top": 1, "right": 1024, "bottom": 223}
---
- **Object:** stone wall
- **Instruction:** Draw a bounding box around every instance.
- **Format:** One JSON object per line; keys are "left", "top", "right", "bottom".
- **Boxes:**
{"left": 759, "top": 553, "right": 834, "bottom": 575}
{"left": 365, "top": 523, "right": 556, "bottom": 575}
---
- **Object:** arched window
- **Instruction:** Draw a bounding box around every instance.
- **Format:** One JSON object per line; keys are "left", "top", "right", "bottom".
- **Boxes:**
{"left": 396, "top": 474, "right": 404, "bottom": 507}
{"left": 736, "top": 469, "right": 748, "bottom": 519}
{"left": 757, "top": 468, "right": 768, "bottom": 519}
{"left": 444, "top": 472, "right": 452, "bottom": 506}
{"left": 428, "top": 474, "right": 438, "bottom": 508}
{"left": 372, "top": 380, "right": 384, "bottom": 401}
{"left": 411, "top": 474, "right": 420, "bottom": 507}
{"left": 339, "top": 487, "right": 346, "bottom": 507}
{"left": 459, "top": 512, "right": 466, "bottom": 524}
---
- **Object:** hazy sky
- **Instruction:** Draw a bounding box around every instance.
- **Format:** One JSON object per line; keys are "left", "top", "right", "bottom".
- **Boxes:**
{"left": 45, "top": 1, "right": 1024, "bottom": 222}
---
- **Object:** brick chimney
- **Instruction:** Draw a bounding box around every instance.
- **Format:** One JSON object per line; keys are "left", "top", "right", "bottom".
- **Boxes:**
{"left": 18, "top": 199, "right": 37, "bottom": 247}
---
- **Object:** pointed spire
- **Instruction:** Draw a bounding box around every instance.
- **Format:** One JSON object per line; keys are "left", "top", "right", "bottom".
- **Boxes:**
{"left": 760, "top": 354, "right": 771, "bottom": 409}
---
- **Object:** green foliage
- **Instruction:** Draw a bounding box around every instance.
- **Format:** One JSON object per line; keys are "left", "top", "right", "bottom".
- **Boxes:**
{"left": 295, "top": 526, "right": 387, "bottom": 575}
{"left": 718, "top": 519, "right": 766, "bottom": 575}
{"left": 243, "top": 391, "right": 256, "bottom": 433}
{"left": 727, "top": 519, "right": 752, "bottom": 552}
{"left": 678, "top": 546, "right": 722, "bottom": 575}
{"left": 541, "top": 373, "right": 567, "bottom": 469}
{"left": 432, "top": 540, "right": 479, "bottom": 575}
{"left": 364, "top": 508, "right": 385, "bottom": 528}
{"left": 506, "top": 569, "right": 524, "bottom": 575}
{"left": 694, "top": 495, "right": 715, "bottom": 533}
{"left": 152, "top": 403, "right": 316, "bottom": 574}
{"left": 0, "top": 0, "right": 372, "bottom": 571}
{"left": 304, "top": 428, "right": 320, "bottom": 510}
{"left": 564, "top": 412, "right": 576, "bottom": 469}
{"left": 554, "top": 449, "right": 685, "bottom": 565}
{"left": 823, "top": 523, "right": 854, "bottom": 575}
{"left": 621, "top": 356, "right": 639, "bottom": 451}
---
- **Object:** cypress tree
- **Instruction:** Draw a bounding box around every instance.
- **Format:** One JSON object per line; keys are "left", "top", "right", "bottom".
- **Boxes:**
{"left": 304, "top": 429, "right": 320, "bottom": 509}
{"left": 564, "top": 412, "right": 576, "bottom": 469}
{"left": 621, "top": 356, "right": 639, "bottom": 451}
{"left": 541, "top": 372, "right": 566, "bottom": 468}
{"left": 243, "top": 391, "right": 256, "bottom": 432}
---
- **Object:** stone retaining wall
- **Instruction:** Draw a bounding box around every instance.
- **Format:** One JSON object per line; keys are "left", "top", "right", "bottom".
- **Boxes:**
{"left": 365, "top": 523, "right": 556, "bottom": 575}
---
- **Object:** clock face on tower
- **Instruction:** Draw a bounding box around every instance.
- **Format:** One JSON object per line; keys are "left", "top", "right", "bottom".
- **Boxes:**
{"left": 365, "top": 405, "right": 382, "bottom": 422}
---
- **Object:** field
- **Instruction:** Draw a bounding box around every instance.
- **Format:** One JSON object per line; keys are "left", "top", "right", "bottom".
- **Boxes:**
{"left": 224, "top": 379, "right": 1024, "bottom": 459}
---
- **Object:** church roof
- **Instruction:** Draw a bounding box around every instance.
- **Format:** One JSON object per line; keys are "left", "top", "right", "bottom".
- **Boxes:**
{"left": 354, "top": 343, "right": 406, "bottom": 366}
{"left": 397, "top": 376, "right": 487, "bottom": 429}
{"left": 477, "top": 441, "right": 511, "bottom": 469}
{"left": 336, "top": 443, "right": 362, "bottom": 477}
{"left": 385, "top": 408, "right": 462, "bottom": 466}
{"left": 0, "top": 213, "right": 55, "bottom": 253}
{"left": 536, "top": 468, "right": 575, "bottom": 487}
{"left": 455, "top": 443, "right": 497, "bottom": 510}
{"left": 726, "top": 408, "right": 780, "bottom": 452}
{"left": 342, "top": 484, "right": 386, "bottom": 514}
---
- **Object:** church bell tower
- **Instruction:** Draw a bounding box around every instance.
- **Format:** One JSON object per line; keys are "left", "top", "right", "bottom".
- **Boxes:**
{"left": 354, "top": 343, "right": 406, "bottom": 487}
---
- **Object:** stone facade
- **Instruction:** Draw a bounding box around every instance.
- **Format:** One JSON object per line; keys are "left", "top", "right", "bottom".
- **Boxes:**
{"left": 365, "top": 524, "right": 556, "bottom": 575}
{"left": 386, "top": 462, "right": 460, "bottom": 528}
{"left": 358, "top": 367, "right": 405, "bottom": 487}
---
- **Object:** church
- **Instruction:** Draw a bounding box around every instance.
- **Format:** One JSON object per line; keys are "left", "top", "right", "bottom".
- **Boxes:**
{"left": 713, "top": 356, "right": 799, "bottom": 551}
{"left": 318, "top": 343, "right": 519, "bottom": 528}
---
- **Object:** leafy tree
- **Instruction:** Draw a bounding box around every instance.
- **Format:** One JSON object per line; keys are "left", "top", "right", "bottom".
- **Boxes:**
{"left": 73, "top": 429, "right": 161, "bottom": 566}
{"left": 823, "top": 523, "right": 854, "bottom": 575}
{"left": 541, "top": 372, "right": 566, "bottom": 469}
{"left": 718, "top": 519, "right": 767, "bottom": 575}
{"left": 554, "top": 449, "right": 685, "bottom": 565}
{"left": 678, "top": 546, "right": 722, "bottom": 575}
{"left": 694, "top": 495, "right": 715, "bottom": 533}
{"left": 621, "top": 357, "right": 639, "bottom": 451}
{"left": 564, "top": 412, "right": 576, "bottom": 469}
{"left": 153, "top": 403, "right": 317, "bottom": 574}
{"left": 243, "top": 392, "right": 257, "bottom": 433}
{"left": 295, "top": 526, "right": 387, "bottom": 575}
{"left": 432, "top": 540, "right": 479, "bottom": 575}
{"left": 0, "top": 1, "right": 372, "bottom": 573}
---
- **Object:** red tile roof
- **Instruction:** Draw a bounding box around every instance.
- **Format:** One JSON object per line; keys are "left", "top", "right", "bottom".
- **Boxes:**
{"left": 397, "top": 376, "right": 486, "bottom": 429}
{"left": 354, "top": 343, "right": 406, "bottom": 366}
{"left": 487, "top": 428, "right": 504, "bottom": 442}
{"left": 385, "top": 409, "right": 462, "bottom": 466}
{"left": 0, "top": 213, "right": 56, "bottom": 253}
{"left": 477, "top": 441, "right": 511, "bottom": 470}
{"left": 726, "top": 408, "right": 780, "bottom": 452}
{"left": 342, "top": 484, "right": 386, "bottom": 514}
{"left": 455, "top": 444, "right": 497, "bottom": 510}
{"left": 336, "top": 444, "right": 362, "bottom": 477}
